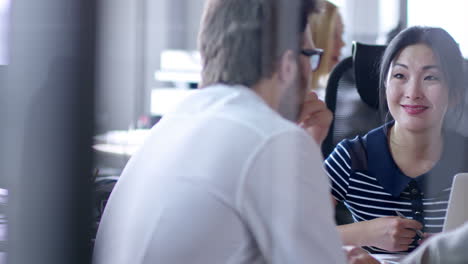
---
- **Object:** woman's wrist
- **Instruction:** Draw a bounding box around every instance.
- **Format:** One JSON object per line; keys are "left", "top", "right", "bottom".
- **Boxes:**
{"left": 338, "top": 222, "right": 372, "bottom": 247}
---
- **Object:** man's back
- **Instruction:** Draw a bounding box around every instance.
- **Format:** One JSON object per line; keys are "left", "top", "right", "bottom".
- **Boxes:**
{"left": 93, "top": 85, "right": 345, "bottom": 264}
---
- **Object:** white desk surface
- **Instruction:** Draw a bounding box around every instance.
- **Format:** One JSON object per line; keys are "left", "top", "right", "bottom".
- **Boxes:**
{"left": 93, "top": 129, "right": 150, "bottom": 157}
{"left": 372, "top": 253, "right": 407, "bottom": 264}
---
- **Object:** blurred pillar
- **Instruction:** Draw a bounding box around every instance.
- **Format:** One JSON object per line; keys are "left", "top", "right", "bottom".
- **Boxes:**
{"left": 3, "top": 0, "right": 96, "bottom": 263}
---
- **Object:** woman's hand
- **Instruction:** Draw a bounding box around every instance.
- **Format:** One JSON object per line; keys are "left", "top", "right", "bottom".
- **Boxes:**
{"left": 367, "top": 216, "right": 423, "bottom": 252}
{"left": 297, "top": 91, "right": 332, "bottom": 146}
{"left": 417, "top": 232, "right": 437, "bottom": 245}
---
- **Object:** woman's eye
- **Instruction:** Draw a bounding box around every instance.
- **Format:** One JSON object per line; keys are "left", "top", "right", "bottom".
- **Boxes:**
{"left": 393, "top": 73, "right": 404, "bottom": 79}
{"left": 424, "top": 75, "right": 440, "bottom": 81}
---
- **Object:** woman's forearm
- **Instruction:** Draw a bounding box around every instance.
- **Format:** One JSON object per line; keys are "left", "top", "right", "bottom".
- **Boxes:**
{"left": 338, "top": 221, "right": 374, "bottom": 246}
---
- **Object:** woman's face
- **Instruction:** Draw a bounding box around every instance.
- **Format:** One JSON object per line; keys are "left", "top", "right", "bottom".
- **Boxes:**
{"left": 386, "top": 44, "right": 449, "bottom": 133}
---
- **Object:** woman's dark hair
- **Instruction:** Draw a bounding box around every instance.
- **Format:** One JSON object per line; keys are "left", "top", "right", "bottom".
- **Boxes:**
{"left": 379, "top": 26, "right": 466, "bottom": 126}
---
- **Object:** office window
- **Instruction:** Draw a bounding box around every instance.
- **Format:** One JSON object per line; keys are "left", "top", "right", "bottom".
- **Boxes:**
{"left": 408, "top": 0, "right": 468, "bottom": 58}
{"left": 144, "top": 0, "right": 204, "bottom": 116}
{"left": 0, "top": 0, "right": 10, "bottom": 65}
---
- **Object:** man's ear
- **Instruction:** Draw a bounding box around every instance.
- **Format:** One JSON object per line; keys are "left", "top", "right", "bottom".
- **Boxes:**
{"left": 278, "top": 50, "right": 298, "bottom": 84}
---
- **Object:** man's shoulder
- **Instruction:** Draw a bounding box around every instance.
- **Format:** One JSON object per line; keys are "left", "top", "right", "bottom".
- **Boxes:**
{"left": 189, "top": 84, "right": 302, "bottom": 138}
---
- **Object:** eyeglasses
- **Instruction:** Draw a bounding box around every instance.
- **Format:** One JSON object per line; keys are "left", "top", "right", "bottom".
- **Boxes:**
{"left": 301, "top": 48, "right": 323, "bottom": 72}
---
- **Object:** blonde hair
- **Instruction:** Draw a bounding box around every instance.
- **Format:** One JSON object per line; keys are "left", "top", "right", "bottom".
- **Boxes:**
{"left": 308, "top": 1, "right": 340, "bottom": 90}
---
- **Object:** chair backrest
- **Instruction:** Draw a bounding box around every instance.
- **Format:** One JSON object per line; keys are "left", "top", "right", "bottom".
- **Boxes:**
{"left": 322, "top": 42, "right": 387, "bottom": 158}
{"left": 92, "top": 175, "right": 119, "bottom": 246}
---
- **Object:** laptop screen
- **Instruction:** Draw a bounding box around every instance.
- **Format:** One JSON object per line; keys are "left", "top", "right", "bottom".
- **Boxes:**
{"left": 443, "top": 173, "right": 468, "bottom": 232}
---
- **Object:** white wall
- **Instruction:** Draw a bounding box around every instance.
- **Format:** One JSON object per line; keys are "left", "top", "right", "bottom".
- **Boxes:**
{"left": 95, "top": 0, "right": 206, "bottom": 132}
{"left": 186, "top": 0, "right": 205, "bottom": 50}
{"left": 340, "top": 0, "right": 400, "bottom": 56}
{"left": 96, "top": 0, "right": 140, "bottom": 132}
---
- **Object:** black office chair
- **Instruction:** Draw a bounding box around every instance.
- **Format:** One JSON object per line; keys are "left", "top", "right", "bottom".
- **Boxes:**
{"left": 91, "top": 175, "right": 118, "bottom": 248}
{"left": 322, "top": 42, "right": 387, "bottom": 224}
{"left": 322, "top": 42, "right": 387, "bottom": 158}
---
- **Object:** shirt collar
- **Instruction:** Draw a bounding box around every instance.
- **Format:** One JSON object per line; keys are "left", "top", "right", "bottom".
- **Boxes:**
{"left": 366, "top": 122, "right": 465, "bottom": 197}
{"left": 367, "top": 121, "right": 411, "bottom": 197}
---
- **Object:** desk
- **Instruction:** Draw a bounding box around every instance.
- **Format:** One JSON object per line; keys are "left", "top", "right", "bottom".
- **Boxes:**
{"left": 93, "top": 143, "right": 140, "bottom": 157}
{"left": 93, "top": 129, "right": 150, "bottom": 157}
{"left": 93, "top": 129, "right": 150, "bottom": 174}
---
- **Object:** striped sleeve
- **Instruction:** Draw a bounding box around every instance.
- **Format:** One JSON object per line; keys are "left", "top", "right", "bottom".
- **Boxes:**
{"left": 324, "top": 141, "right": 352, "bottom": 202}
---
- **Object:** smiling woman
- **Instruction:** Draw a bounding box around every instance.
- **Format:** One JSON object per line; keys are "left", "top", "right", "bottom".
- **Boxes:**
{"left": 379, "top": 27, "right": 466, "bottom": 133}
{"left": 323, "top": 26, "right": 468, "bottom": 254}
{"left": 385, "top": 44, "right": 449, "bottom": 134}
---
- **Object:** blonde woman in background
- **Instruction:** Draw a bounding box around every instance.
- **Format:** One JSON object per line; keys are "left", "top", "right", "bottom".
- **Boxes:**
{"left": 308, "top": 0, "right": 345, "bottom": 97}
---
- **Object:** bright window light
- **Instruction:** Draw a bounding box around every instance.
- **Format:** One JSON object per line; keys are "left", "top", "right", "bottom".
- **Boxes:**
{"left": 408, "top": 0, "right": 468, "bottom": 58}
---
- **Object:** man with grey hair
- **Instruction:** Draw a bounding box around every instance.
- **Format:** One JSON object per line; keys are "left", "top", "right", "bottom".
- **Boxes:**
{"left": 93, "top": 0, "right": 377, "bottom": 263}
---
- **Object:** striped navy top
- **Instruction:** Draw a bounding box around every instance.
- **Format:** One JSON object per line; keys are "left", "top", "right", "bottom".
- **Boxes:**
{"left": 325, "top": 122, "right": 468, "bottom": 254}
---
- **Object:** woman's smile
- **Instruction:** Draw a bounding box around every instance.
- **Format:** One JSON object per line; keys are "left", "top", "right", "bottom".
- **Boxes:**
{"left": 401, "top": 104, "right": 429, "bottom": 115}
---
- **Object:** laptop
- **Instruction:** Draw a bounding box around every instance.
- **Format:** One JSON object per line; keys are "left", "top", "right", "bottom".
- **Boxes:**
{"left": 443, "top": 173, "right": 468, "bottom": 232}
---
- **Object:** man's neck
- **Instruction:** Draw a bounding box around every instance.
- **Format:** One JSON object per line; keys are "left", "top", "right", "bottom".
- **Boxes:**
{"left": 251, "top": 78, "right": 281, "bottom": 111}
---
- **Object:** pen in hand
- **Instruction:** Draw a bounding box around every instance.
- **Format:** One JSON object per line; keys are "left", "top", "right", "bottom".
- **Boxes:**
{"left": 395, "top": 211, "right": 424, "bottom": 238}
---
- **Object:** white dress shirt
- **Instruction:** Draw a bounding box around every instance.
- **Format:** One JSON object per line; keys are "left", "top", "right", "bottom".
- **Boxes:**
{"left": 401, "top": 222, "right": 468, "bottom": 264}
{"left": 93, "top": 84, "right": 346, "bottom": 264}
